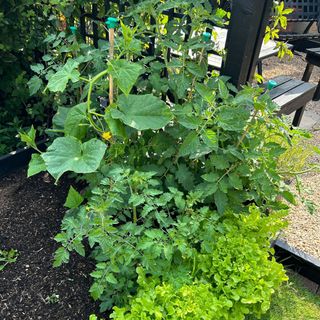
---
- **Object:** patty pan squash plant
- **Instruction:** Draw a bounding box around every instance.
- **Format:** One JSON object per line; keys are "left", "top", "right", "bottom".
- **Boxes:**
{"left": 21, "top": 0, "right": 317, "bottom": 318}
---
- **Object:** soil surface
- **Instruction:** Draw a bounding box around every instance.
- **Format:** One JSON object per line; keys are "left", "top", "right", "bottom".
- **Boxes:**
{"left": 0, "top": 169, "right": 100, "bottom": 320}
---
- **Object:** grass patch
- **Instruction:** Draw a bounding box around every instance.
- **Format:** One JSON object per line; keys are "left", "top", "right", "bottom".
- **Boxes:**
{"left": 261, "top": 273, "right": 320, "bottom": 320}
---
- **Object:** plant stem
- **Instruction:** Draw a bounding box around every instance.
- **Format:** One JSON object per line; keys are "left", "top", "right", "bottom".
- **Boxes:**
{"left": 79, "top": 77, "right": 90, "bottom": 82}
{"left": 86, "top": 69, "right": 110, "bottom": 132}
{"left": 133, "top": 206, "right": 137, "bottom": 223}
{"left": 279, "top": 167, "right": 320, "bottom": 176}
{"left": 236, "top": 110, "right": 259, "bottom": 148}
{"left": 109, "top": 28, "right": 115, "bottom": 104}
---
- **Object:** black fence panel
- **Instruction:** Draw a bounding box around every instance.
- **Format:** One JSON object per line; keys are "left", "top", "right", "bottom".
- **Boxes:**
{"left": 285, "top": 0, "right": 319, "bottom": 21}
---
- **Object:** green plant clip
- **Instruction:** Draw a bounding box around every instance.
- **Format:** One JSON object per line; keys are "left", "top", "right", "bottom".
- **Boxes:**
{"left": 70, "top": 26, "right": 77, "bottom": 35}
{"left": 267, "top": 80, "right": 278, "bottom": 90}
{"left": 202, "top": 32, "right": 211, "bottom": 43}
{"left": 106, "top": 17, "right": 119, "bottom": 29}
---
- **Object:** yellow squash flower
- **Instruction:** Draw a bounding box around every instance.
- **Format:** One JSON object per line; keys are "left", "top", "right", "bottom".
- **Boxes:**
{"left": 102, "top": 131, "right": 112, "bottom": 141}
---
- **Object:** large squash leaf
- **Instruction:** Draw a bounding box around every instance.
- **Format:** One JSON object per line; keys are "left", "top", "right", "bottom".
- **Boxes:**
{"left": 111, "top": 94, "right": 173, "bottom": 130}
{"left": 52, "top": 107, "right": 70, "bottom": 130}
{"left": 28, "top": 154, "right": 46, "bottom": 177}
{"left": 47, "top": 59, "right": 80, "bottom": 92}
{"left": 64, "top": 103, "right": 88, "bottom": 139}
{"left": 41, "top": 137, "right": 106, "bottom": 180}
{"left": 108, "top": 60, "right": 143, "bottom": 96}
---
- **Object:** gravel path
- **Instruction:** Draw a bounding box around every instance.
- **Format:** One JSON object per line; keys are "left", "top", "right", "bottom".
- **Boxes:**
{"left": 263, "top": 53, "right": 320, "bottom": 260}
{"left": 281, "top": 132, "right": 320, "bottom": 260}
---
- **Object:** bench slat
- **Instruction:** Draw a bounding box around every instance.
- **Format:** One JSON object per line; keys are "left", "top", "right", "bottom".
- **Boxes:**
{"left": 269, "top": 78, "right": 305, "bottom": 99}
{"left": 274, "top": 82, "right": 317, "bottom": 115}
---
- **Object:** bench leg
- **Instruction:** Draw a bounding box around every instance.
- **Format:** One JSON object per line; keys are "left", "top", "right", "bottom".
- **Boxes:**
{"left": 257, "top": 61, "right": 263, "bottom": 76}
{"left": 302, "top": 63, "right": 314, "bottom": 82}
{"left": 313, "top": 80, "right": 320, "bottom": 101}
{"left": 292, "top": 104, "right": 306, "bottom": 127}
{"left": 291, "top": 63, "right": 315, "bottom": 127}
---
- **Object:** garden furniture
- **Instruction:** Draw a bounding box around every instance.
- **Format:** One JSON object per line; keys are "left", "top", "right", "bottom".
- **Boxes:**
{"left": 267, "top": 75, "right": 317, "bottom": 123}
{"left": 208, "top": 27, "right": 287, "bottom": 75}
{"left": 280, "top": 0, "right": 320, "bottom": 43}
{"left": 218, "top": 0, "right": 317, "bottom": 127}
{"left": 291, "top": 47, "right": 320, "bottom": 126}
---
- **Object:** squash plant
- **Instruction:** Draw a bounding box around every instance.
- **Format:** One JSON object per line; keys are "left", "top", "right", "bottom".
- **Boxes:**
{"left": 21, "top": 0, "right": 315, "bottom": 318}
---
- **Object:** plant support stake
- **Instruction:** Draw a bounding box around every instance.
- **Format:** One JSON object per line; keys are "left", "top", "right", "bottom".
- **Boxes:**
{"left": 106, "top": 17, "right": 119, "bottom": 104}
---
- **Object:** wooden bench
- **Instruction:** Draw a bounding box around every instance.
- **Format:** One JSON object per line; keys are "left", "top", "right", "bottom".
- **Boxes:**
{"left": 268, "top": 76, "right": 317, "bottom": 126}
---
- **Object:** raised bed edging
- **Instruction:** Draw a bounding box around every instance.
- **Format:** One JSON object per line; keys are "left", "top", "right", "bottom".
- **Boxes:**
{"left": 274, "top": 238, "right": 320, "bottom": 286}
{"left": 0, "top": 140, "right": 47, "bottom": 178}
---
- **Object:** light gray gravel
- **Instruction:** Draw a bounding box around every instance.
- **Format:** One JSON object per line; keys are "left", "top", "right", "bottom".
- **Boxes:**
{"left": 281, "top": 132, "right": 320, "bottom": 260}
{"left": 263, "top": 54, "right": 320, "bottom": 259}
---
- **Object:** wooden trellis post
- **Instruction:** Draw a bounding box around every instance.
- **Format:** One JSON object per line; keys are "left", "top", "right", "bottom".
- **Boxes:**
{"left": 221, "top": 0, "right": 273, "bottom": 88}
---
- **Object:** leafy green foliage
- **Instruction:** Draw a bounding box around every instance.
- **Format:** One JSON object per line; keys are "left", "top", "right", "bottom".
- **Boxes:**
{"left": 41, "top": 137, "right": 107, "bottom": 180}
{"left": 64, "top": 186, "right": 84, "bottom": 209}
{"left": 266, "top": 1, "right": 294, "bottom": 59}
{"left": 28, "top": 154, "right": 46, "bottom": 177}
{"left": 47, "top": 59, "right": 80, "bottom": 93}
{"left": 0, "top": 247, "right": 18, "bottom": 271}
{"left": 250, "top": 273, "right": 320, "bottom": 320}
{"left": 19, "top": 1, "right": 316, "bottom": 318}
{"left": 111, "top": 94, "right": 173, "bottom": 130}
{"left": 110, "top": 207, "right": 287, "bottom": 319}
{"left": 108, "top": 60, "right": 143, "bottom": 96}
{"left": 0, "top": 0, "right": 69, "bottom": 155}
{"left": 64, "top": 103, "right": 89, "bottom": 139}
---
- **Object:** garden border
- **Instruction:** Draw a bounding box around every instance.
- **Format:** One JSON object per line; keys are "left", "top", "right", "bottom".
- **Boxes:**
{"left": 274, "top": 238, "right": 320, "bottom": 286}
{"left": 0, "top": 140, "right": 47, "bottom": 178}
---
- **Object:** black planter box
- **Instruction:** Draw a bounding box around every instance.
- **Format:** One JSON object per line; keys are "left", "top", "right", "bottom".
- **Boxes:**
{"left": 274, "top": 238, "right": 320, "bottom": 285}
{"left": 0, "top": 140, "right": 47, "bottom": 178}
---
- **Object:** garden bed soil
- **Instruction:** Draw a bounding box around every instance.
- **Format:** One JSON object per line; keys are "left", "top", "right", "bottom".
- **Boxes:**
{"left": 0, "top": 169, "right": 100, "bottom": 320}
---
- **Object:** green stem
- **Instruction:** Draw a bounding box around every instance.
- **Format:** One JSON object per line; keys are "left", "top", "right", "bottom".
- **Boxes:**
{"left": 279, "top": 167, "right": 319, "bottom": 176}
{"left": 188, "top": 47, "right": 205, "bottom": 101}
{"left": 133, "top": 206, "right": 137, "bottom": 224}
{"left": 236, "top": 110, "right": 259, "bottom": 148}
{"left": 217, "top": 163, "right": 238, "bottom": 184}
{"left": 89, "top": 111, "right": 104, "bottom": 117}
{"left": 191, "top": 254, "right": 197, "bottom": 277}
{"left": 79, "top": 76, "right": 90, "bottom": 82}
{"left": 86, "top": 69, "right": 110, "bottom": 133}
{"left": 127, "top": 179, "right": 138, "bottom": 223}
{"left": 87, "top": 69, "right": 110, "bottom": 110}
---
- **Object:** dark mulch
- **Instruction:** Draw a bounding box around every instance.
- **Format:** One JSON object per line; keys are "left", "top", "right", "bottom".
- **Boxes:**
{"left": 0, "top": 169, "right": 100, "bottom": 320}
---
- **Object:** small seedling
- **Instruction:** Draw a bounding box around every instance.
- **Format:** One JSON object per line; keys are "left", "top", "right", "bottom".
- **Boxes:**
{"left": 302, "top": 199, "right": 317, "bottom": 215}
{"left": 0, "top": 248, "right": 19, "bottom": 271}
{"left": 45, "top": 293, "right": 60, "bottom": 304}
